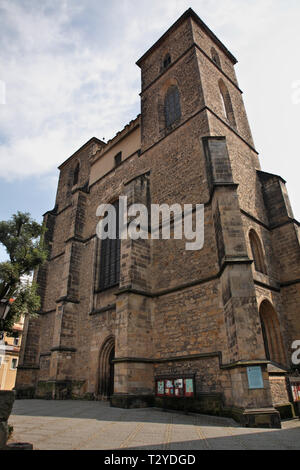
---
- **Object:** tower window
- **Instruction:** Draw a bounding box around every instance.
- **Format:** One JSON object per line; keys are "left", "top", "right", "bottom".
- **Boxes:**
{"left": 249, "top": 230, "right": 267, "bottom": 275}
{"left": 165, "top": 85, "right": 181, "bottom": 128}
{"left": 73, "top": 163, "right": 80, "bottom": 186}
{"left": 218, "top": 79, "right": 236, "bottom": 128}
{"left": 114, "top": 152, "right": 122, "bottom": 168}
{"left": 163, "top": 53, "right": 171, "bottom": 69}
{"left": 211, "top": 47, "right": 221, "bottom": 68}
{"left": 99, "top": 201, "right": 121, "bottom": 291}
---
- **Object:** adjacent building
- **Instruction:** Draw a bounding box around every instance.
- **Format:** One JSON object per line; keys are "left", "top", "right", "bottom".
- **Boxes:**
{"left": 0, "top": 316, "right": 24, "bottom": 390}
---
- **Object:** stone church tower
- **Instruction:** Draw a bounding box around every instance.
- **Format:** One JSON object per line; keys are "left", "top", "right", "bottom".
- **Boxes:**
{"left": 16, "top": 9, "right": 300, "bottom": 428}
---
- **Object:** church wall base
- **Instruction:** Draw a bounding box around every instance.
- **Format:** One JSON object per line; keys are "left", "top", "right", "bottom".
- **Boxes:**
{"left": 154, "top": 393, "right": 223, "bottom": 416}
{"left": 111, "top": 392, "right": 282, "bottom": 428}
{"left": 33, "top": 380, "right": 86, "bottom": 400}
{"left": 110, "top": 394, "right": 155, "bottom": 409}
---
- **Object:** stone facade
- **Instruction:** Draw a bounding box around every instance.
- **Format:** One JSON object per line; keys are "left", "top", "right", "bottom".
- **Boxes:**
{"left": 16, "top": 9, "right": 300, "bottom": 428}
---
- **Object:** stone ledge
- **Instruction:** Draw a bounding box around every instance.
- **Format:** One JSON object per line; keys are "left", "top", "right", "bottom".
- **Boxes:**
{"left": 89, "top": 304, "right": 116, "bottom": 315}
{"left": 275, "top": 403, "right": 296, "bottom": 420}
{"left": 224, "top": 406, "right": 282, "bottom": 429}
{"left": 50, "top": 347, "right": 77, "bottom": 353}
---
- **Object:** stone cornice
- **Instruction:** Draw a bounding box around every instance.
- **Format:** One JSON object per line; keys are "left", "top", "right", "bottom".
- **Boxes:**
{"left": 113, "top": 353, "right": 271, "bottom": 370}
{"left": 50, "top": 347, "right": 77, "bottom": 353}
{"left": 139, "top": 42, "right": 242, "bottom": 97}
{"left": 89, "top": 304, "right": 116, "bottom": 316}
{"left": 140, "top": 105, "right": 258, "bottom": 159}
{"left": 55, "top": 296, "right": 80, "bottom": 305}
{"left": 116, "top": 258, "right": 253, "bottom": 299}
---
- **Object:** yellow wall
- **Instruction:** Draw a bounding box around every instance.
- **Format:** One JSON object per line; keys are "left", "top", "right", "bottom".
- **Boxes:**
{"left": 90, "top": 124, "right": 141, "bottom": 187}
{"left": 0, "top": 354, "right": 18, "bottom": 390}
{"left": 0, "top": 317, "right": 24, "bottom": 390}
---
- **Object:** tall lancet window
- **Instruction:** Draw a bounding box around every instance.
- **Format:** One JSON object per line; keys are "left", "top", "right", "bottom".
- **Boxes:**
{"left": 165, "top": 85, "right": 181, "bottom": 128}
{"left": 218, "top": 79, "right": 236, "bottom": 128}
{"left": 163, "top": 53, "right": 171, "bottom": 69}
{"left": 73, "top": 163, "right": 80, "bottom": 186}
{"left": 99, "top": 201, "right": 121, "bottom": 290}
{"left": 249, "top": 229, "right": 267, "bottom": 275}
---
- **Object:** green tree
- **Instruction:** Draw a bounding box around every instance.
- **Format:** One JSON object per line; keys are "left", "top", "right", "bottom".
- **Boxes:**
{"left": 0, "top": 212, "right": 48, "bottom": 334}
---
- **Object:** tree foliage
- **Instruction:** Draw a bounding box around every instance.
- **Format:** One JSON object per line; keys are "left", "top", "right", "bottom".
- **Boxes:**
{"left": 0, "top": 212, "right": 48, "bottom": 333}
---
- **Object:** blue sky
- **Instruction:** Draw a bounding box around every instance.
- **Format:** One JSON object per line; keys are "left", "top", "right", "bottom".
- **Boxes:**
{"left": 0, "top": 0, "right": 300, "bottom": 261}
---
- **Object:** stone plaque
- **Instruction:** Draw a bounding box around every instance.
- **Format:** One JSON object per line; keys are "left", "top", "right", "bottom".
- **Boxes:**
{"left": 247, "top": 366, "right": 264, "bottom": 389}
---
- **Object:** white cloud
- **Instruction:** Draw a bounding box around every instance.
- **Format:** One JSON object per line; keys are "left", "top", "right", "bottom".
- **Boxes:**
{"left": 0, "top": 0, "right": 141, "bottom": 179}
{"left": 0, "top": 0, "right": 299, "bottom": 219}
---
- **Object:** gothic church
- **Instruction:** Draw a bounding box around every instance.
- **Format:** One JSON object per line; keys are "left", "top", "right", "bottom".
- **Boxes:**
{"left": 16, "top": 9, "right": 300, "bottom": 428}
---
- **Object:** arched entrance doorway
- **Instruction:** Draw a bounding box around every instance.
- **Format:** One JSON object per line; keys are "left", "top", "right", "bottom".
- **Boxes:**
{"left": 98, "top": 336, "right": 115, "bottom": 400}
{"left": 259, "top": 300, "right": 286, "bottom": 366}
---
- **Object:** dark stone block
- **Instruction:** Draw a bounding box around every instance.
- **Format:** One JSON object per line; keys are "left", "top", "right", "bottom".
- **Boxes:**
{"left": 0, "top": 391, "right": 15, "bottom": 422}
{"left": 236, "top": 408, "right": 281, "bottom": 429}
{"left": 154, "top": 393, "right": 223, "bottom": 416}
{"left": 15, "top": 387, "right": 35, "bottom": 399}
{"left": 275, "top": 403, "right": 296, "bottom": 420}
{"left": 5, "top": 442, "right": 33, "bottom": 451}
{"left": 110, "top": 394, "right": 155, "bottom": 409}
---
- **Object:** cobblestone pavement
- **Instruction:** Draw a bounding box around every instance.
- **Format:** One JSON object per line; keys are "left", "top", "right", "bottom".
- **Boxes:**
{"left": 7, "top": 400, "right": 300, "bottom": 450}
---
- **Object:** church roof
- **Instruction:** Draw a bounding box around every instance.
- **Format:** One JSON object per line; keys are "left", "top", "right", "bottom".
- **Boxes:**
{"left": 136, "top": 8, "right": 238, "bottom": 67}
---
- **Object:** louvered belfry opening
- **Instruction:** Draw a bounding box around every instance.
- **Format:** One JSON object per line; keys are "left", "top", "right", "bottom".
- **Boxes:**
{"left": 99, "top": 200, "right": 121, "bottom": 290}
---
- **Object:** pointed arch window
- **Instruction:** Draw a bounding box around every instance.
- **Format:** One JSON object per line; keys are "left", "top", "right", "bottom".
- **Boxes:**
{"left": 259, "top": 300, "right": 286, "bottom": 365}
{"left": 114, "top": 152, "right": 122, "bottom": 168}
{"left": 163, "top": 53, "right": 171, "bottom": 69}
{"left": 218, "top": 79, "right": 236, "bottom": 128}
{"left": 249, "top": 230, "right": 267, "bottom": 275}
{"left": 165, "top": 85, "right": 181, "bottom": 128}
{"left": 73, "top": 163, "right": 80, "bottom": 186}
{"left": 99, "top": 201, "right": 121, "bottom": 290}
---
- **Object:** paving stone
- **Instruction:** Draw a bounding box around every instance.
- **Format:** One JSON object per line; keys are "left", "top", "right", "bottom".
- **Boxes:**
{"left": 6, "top": 400, "right": 300, "bottom": 450}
